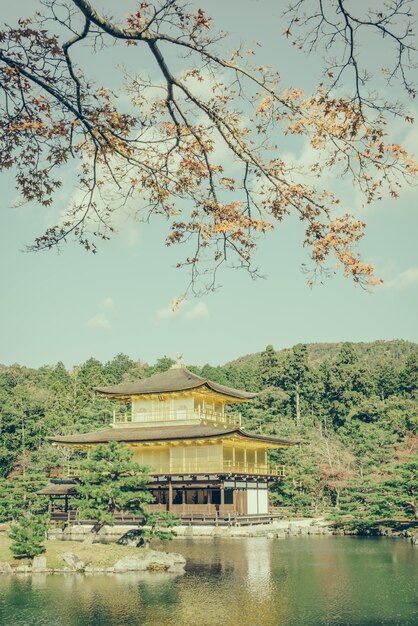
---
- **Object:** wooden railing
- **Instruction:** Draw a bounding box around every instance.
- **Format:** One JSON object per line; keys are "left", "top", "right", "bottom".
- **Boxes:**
{"left": 50, "top": 506, "right": 290, "bottom": 526}
{"left": 60, "top": 461, "right": 285, "bottom": 478}
{"left": 60, "top": 459, "right": 286, "bottom": 478}
{"left": 112, "top": 408, "right": 241, "bottom": 427}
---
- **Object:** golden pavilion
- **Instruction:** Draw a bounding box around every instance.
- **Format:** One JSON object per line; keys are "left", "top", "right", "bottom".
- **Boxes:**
{"left": 47, "top": 361, "right": 297, "bottom": 518}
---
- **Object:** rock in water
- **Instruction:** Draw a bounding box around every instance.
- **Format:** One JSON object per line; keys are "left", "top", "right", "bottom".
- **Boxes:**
{"left": 62, "top": 552, "right": 86, "bottom": 571}
{"left": 113, "top": 550, "right": 186, "bottom": 573}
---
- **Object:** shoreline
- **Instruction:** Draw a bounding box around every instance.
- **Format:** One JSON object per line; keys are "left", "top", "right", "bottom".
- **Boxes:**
{"left": 49, "top": 516, "right": 416, "bottom": 541}
{"left": 1, "top": 526, "right": 416, "bottom": 576}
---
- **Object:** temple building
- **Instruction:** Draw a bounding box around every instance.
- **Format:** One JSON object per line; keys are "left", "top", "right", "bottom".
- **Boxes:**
{"left": 47, "top": 361, "right": 298, "bottom": 518}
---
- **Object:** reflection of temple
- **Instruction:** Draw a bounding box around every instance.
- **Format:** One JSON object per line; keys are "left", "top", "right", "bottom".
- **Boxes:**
{"left": 46, "top": 362, "right": 297, "bottom": 518}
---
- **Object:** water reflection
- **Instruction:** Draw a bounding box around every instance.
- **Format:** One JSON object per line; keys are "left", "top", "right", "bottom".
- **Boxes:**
{"left": 0, "top": 537, "right": 417, "bottom": 626}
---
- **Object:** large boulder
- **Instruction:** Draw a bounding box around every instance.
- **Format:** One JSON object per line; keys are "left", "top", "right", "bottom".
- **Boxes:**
{"left": 62, "top": 552, "right": 86, "bottom": 571}
{"left": 288, "top": 523, "right": 300, "bottom": 536}
{"left": 32, "top": 556, "right": 47, "bottom": 572}
{"left": 113, "top": 550, "right": 186, "bottom": 573}
{"left": 0, "top": 562, "right": 13, "bottom": 574}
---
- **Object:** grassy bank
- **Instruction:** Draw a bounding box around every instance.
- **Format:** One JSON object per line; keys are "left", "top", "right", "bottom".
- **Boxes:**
{"left": 0, "top": 535, "right": 147, "bottom": 569}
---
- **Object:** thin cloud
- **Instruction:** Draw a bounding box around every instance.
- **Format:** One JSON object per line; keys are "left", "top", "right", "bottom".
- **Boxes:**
{"left": 85, "top": 313, "right": 111, "bottom": 331}
{"left": 383, "top": 267, "right": 418, "bottom": 290}
{"left": 101, "top": 296, "right": 115, "bottom": 311}
{"left": 184, "top": 302, "right": 209, "bottom": 321}
{"left": 85, "top": 296, "right": 116, "bottom": 330}
{"left": 156, "top": 306, "right": 178, "bottom": 322}
{"left": 155, "top": 300, "right": 209, "bottom": 323}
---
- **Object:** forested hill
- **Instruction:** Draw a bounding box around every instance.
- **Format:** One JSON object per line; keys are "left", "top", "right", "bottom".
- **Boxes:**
{"left": 224, "top": 339, "right": 418, "bottom": 370}
{"left": 193, "top": 339, "right": 418, "bottom": 394}
{"left": 0, "top": 340, "right": 417, "bottom": 531}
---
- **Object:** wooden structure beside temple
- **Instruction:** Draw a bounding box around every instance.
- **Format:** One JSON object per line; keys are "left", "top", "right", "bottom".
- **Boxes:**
{"left": 46, "top": 363, "right": 298, "bottom": 517}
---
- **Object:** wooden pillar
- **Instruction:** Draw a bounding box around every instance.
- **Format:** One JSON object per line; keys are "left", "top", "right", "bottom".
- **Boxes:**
{"left": 168, "top": 478, "right": 173, "bottom": 512}
{"left": 182, "top": 488, "right": 186, "bottom": 512}
{"left": 220, "top": 484, "right": 225, "bottom": 512}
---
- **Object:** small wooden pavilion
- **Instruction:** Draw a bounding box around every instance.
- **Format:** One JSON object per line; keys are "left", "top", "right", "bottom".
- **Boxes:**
{"left": 46, "top": 362, "right": 297, "bottom": 517}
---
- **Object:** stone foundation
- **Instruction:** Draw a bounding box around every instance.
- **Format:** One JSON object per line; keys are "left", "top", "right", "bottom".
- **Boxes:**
{"left": 49, "top": 518, "right": 333, "bottom": 540}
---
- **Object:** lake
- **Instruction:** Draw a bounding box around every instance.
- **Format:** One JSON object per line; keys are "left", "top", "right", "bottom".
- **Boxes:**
{"left": 0, "top": 537, "right": 416, "bottom": 625}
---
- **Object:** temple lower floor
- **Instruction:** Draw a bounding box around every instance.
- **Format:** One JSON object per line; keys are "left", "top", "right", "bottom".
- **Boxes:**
{"left": 45, "top": 474, "right": 277, "bottom": 519}
{"left": 147, "top": 475, "right": 272, "bottom": 515}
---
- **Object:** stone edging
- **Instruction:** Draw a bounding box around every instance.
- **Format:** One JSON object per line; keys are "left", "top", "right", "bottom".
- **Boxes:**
{"left": 0, "top": 550, "right": 186, "bottom": 575}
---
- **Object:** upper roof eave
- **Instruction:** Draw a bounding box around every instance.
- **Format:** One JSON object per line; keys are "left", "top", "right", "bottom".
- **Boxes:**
{"left": 47, "top": 425, "right": 299, "bottom": 447}
{"left": 95, "top": 366, "right": 257, "bottom": 401}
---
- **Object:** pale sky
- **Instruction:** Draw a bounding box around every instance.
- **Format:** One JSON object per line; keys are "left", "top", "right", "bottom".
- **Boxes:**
{"left": 1, "top": 0, "right": 417, "bottom": 369}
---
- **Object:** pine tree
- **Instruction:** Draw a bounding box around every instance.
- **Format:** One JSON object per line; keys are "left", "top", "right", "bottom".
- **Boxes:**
{"left": 259, "top": 345, "right": 281, "bottom": 388}
{"left": 135, "top": 511, "right": 180, "bottom": 549}
{"left": 104, "top": 354, "right": 137, "bottom": 385}
{"left": 9, "top": 513, "right": 48, "bottom": 559}
{"left": 322, "top": 343, "right": 373, "bottom": 427}
{"left": 77, "top": 442, "right": 154, "bottom": 543}
{"left": 280, "top": 344, "right": 310, "bottom": 426}
{"left": 400, "top": 354, "right": 418, "bottom": 397}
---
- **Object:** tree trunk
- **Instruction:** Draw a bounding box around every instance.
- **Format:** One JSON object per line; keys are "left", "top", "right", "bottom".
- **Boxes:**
{"left": 83, "top": 521, "right": 104, "bottom": 545}
{"left": 295, "top": 383, "right": 301, "bottom": 426}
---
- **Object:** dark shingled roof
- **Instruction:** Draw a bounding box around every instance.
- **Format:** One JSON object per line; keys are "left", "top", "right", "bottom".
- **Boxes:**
{"left": 48, "top": 424, "right": 298, "bottom": 447}
{"left": 95, "top": 366, "right": 256, "bottom": 400}
{"left": 37, "top": 481, "right": 78, "bottom": 495}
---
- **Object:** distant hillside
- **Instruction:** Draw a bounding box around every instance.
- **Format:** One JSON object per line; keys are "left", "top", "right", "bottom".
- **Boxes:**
{"left": 223, "top": 339, "right": 418, "bottom": 371}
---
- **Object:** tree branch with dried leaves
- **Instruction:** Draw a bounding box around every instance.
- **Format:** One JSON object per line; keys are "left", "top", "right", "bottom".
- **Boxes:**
{"left": 0, "top": 0, "right": 416, "bottom": 295}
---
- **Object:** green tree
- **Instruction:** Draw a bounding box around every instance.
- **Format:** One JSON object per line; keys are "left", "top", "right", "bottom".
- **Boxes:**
{"left": 400, "top": 354, "right": 418, "bottom": 397}
{"left": 381, "top": 450, "right": 418, "bottom": 521}
{"left": 134, "top": 511, "right": 180, "bottom": 549}
{"left": 146, "top": 357, "right": 175, "bottom": 376}
{"left": 372, "top": 361, "right": 400, "bottom": 402}
{"left": 322, "top": 343, "right": 373, "bottom": 427}
{"left": 104, "top": 354, "right": 138, "bottom": 385}
{"left": 280, "top": 344, "right": 311, "bottom": 426}
{"left": 77, "top": 442, "right": 153, "bottom": 543}
{"left": 259, "top": 345, "right": 281, "bottom": 388}
{"left": 0, "top": 470, "right": 48, "bottom": 523}
{"left": 9, "top": 513, "right": 48, "bottom": 559}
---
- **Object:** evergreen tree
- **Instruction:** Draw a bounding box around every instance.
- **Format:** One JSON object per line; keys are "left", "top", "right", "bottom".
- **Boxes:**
{"left": 133, "top": 511, "right": 180, "bottom": 549}
{"left": 77, "top": 442, "right": 154, "bottom": 543}
{"left": 147, "top": 357, "right": 175, "bottom": 375}
{"left": 381, "top": 456, "right": 418, "bottom": 521}
{"left": 9, "top": 513, "right": 48, "bottom": 559}
{"left": 103, "top": 354, "right": 137, "bottom": 385}
{"left": 400, "top": 354, "right": 418, "bottom": 396}
{"left": 280, "top": 344, "right": 310, "bottom": 426}
{"left": 372, "top": 361, "right": 400, "bottom": 402}
{"left": 0, "top": 470, "right": 48, "bottom": 523}
{"left": 322, "top": 343, "right": 373, "bottom": 427}
{"left": 259, "top": 345, "right": 281, "bottom": 388}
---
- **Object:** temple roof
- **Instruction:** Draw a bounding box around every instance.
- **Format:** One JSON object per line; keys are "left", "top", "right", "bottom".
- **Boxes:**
{"left": 95, "top": 366, "right": 256, "bottom": 401}
{"left": 37, "top": 481, "right": 78, "bottom": 495}
{"left": 48, "top": 424, "right": 298, "bottom": 447}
